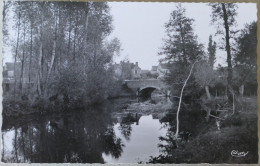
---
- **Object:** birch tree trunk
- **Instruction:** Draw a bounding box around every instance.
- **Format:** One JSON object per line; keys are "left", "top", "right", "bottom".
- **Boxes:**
{"left": 205, "top": 85, "right": 211, "bottom": 100}
{"left": 175, "top": 62, "right": 196, "bottom": 138}
{"left": 239, "top": 84, "right": 244, "bottom": 97}
{"left": 44, "top": 9, "right": 57, "bottom": 97}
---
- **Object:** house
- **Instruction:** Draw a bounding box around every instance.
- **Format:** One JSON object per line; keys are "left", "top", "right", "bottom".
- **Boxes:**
{"left": 157, "top": 63, "right": 171, "bottom": 78}
{"left": 131, "top": 62, "right": 141, "bottom": 79}
{"left": 113, "top": 61, "right": 141, "bottom": 80}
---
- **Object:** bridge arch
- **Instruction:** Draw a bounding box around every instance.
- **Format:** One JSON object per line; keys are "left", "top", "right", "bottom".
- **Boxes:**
{"left": 124, "top": 79, "right": 170, "bottom": 98}
{"left": 138, "top": 86, "right": 161, "bottom": 98}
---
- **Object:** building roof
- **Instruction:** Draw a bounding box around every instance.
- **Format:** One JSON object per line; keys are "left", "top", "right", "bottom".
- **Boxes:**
{"left": 130, "top": 63, "right": 141, "bottom": 70}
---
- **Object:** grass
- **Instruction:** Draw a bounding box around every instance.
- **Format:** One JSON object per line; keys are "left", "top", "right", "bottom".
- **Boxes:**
{"left": 149, "top": 96, "right": 258, "bottom": 164}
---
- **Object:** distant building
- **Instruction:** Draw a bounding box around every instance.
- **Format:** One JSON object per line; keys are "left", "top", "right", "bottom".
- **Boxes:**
{"left": 113, "top": 61, "right": 141, "bottom": 80}
{"left": 3, "top": 62, "right": 21, "bottom": 84}
{"left": 157, "top": 63, "right": 171, "bottom": 78}
{"left": 131, "top": 62, "right": 141, "bottom": 79}
{"left": 140, "top": 70, "right": 150, "bottom": 79}
{"left": 141, "top": 70, "right": 150, "bottom": 75}
{"left": 151, "top": 66, "right": 158, "bottom": 75}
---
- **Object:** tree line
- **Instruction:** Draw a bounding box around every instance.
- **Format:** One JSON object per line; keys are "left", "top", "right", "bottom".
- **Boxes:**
{"left": 159, "top": 3, "right": 257, "bottom": 138}
{"left": 3, "top": 1, "right": 121, "bottom": 107}
{"left": 160, "top": 3, "right": 257, "bottom": 101}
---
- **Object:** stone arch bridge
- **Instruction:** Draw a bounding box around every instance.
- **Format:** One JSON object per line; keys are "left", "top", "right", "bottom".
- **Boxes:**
{"left": 124, "top": 79, "right": 170, "bottom": 98}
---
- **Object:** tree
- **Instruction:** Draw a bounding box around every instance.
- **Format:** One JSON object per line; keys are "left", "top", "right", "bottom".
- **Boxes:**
{"left": 194, "top": 61, "right": 216, "bottom": 100}
{"left": 120, "top": 59, "right": 133, "bottom": 80}
{"left": 159, "top": 4, "right": 204, "bottom": 138}
{"left": 233, "top": 21, "right": 257, "bottom": 97}
{"left": 159, "top": 4, "right": 204, "bottom": 65}
{"left": 209, "top": 3, "right": 238, "bottom": 101}
{"left": 5, "top": 1, "right": 121, "bottom": 107}
{"left": 175, "top": 61, "right": 197, "bottom": 138}
{"left": 13, "top": 1, "right": 22, "bottom": 98}
{"left": 159, "top": 4, "right": 204, "bottom": 99}
{"left": 207, "top": 35, "right": 217, "bottom": 69}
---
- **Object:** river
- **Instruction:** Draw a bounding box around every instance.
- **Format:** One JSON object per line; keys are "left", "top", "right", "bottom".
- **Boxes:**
{"left": 1, "top": 96, "right": 195, "bottom": 163}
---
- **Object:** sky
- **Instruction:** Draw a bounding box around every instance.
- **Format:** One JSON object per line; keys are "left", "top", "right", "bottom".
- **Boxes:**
{"left": 108, "top": 2, "right": 257, "bottom": 70}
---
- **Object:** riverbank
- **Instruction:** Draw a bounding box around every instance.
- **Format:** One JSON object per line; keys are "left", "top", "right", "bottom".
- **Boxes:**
{"left": 149, "top": 96, "right": 258, "bottom": 164}
{"left": 2, "top": 91, "right": 135, "bottom": 118}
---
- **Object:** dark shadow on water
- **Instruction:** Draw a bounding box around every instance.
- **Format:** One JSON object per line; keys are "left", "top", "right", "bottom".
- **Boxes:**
{"left": 1, "top": 106, "right": 124, "bottom": 163}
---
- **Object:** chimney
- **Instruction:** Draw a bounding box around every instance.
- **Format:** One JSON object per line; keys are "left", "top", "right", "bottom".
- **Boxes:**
{"left": 136, "top": 62, "right": 138, "bottom": 67}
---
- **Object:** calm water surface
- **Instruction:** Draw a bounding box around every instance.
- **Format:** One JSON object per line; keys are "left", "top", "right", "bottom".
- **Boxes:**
{"left": 1, "top": 98, "right": 173, "bottom": 163}
{"left": 103, "top": 115, "right": 169, "bottom": 163}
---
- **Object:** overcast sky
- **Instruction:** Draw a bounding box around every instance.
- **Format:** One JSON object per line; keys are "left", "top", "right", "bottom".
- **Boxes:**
{"left": 108, "top": 2, "right": 257, "bottom": 70}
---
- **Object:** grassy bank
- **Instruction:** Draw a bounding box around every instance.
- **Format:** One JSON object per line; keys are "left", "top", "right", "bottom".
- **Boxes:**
{"left": 149, "top": 97, "right": 258, "bottom": 164}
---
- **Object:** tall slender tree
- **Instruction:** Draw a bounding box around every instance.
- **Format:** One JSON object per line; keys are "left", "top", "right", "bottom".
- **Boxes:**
{"left": 209, "top": 3, "right": 238, "bottom": 101}
{"left": 159, "top": 4, "right": 204, "bottom": 138}
{"left": 207, "top": 35, "right": 217, "bottom": 69}
{"left": 159, "top": 4, "right": 204, "bottom": 65}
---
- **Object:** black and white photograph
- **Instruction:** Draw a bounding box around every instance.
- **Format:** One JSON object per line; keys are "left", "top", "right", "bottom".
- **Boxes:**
{"left": 1, "top": 0, "right": 258, "bottom": 164}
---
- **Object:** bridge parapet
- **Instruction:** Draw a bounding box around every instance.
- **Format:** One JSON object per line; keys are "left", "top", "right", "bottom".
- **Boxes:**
{"left": 125, "top": 79, "right": 167, "bottom": 92}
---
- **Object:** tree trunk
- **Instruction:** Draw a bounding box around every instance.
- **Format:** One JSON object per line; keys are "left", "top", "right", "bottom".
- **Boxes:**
{"left": 37, "top": 42, "right": 43, "bottom": 96}
{"left": 73, "top": 10, "right": 79, "bottom": 63}
{"left": 83, "top": 2, "right": 90, "bottom": 74}
{"left": 2, "top": 133, "right": 4, "bottom": 160}
{"left": 37, "top": 8, "right": 44, "bottom": 96}
{"left": 14, "top": 8, "right": 21, "bottom": 98}
{"left": 20, "top": 22, "right": 26, "bottom": 93}
{"left": 221, "top": 3, "right": 233, "bottom": 102}
{"left": 205, "top": 85, "right": 211, "bottom": 100}
{"left": 67, "top": 13, "right": 72, "bottom": 58}
{"left": 175, "top": 62, "right": 197, "bottom": 138}
{"left": 239, "top": 84, "right": 244, "bottom": 97}
{"left": 28, "top": 4, "right": 33, "bottom": 92}
{"left": 44, "top": 9, "right": 57, "bottom": 97}
{"left": 14, "top": 128, "right": 18, "bottom": 162}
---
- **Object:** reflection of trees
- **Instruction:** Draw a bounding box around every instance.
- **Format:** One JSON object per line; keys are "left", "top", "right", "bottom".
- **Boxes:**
{"left": 2, "top": 108, "right": 125, "bottom": 163}
{"left": 157, "top": 112, "right": 200, "bottom": 155}
{"left": 103, "top": 128, "right": 124, "bottom": 159}
{"left": 118, "top": 123, "right": 132, "bottom": 141}
{"left": 117, "top": 113, "right": 140, "bottom": 141}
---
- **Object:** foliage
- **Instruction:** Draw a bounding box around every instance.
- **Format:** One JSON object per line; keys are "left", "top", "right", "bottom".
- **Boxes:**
{"left": 4, "top": 1, "right": 122, "bottom": 108}
{"left": 159, "top": 4, "right": 204, "bottom": 100}
{"left": 233, "top": 22, "right": 257, "bottom": 88}
{"left": 207, "top": 35, "right": 217, "bottom": 68}
{"left": 159, "top": 4, "right": 204, "bottom": 65}
{"left": 194, "top": 61, "right": 216, "bottom": 88}
{"left": 209, "top": 3, "right": 238, "bottom": 101}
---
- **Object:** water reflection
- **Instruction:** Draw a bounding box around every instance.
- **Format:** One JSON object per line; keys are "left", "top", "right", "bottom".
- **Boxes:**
{"left": 2, "top": 98, "right": 174, "bottom": 163}
{"left": 2, "top": 108, "right": 124, "bottom": 163}
{"left": 103, "top": 115, "right": 169, "bottom": 163}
